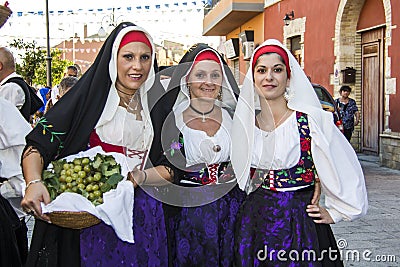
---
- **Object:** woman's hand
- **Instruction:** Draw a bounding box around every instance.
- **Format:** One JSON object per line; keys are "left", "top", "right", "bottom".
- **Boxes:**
{"left": 311, "top": 180, "right": 321, "bottom": 205}
{"left": 128, "top": 168, "right": 147, "bottom": 188}
{"left": 21, "top": 182, "right": 51, "bottom": 222}
{"left": 21, "top": 147, "right": 51, "bottom": 221}
{"left": 127, "top": 165, "right": 173, "bottom": 187}
{"left": 306, "top": 204, "right": 334, "bottom": 224}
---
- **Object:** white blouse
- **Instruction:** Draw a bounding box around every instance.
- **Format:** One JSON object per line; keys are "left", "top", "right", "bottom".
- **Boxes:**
{"left": 95, "top": 106, "right": 147, "bottom": 151}
{"left": 176, "top": 108, "right": 232, "bottom": 167}
{"left": 252, "top": 112, "right": 300, "bottom": 170}
{"left": 0, "top": 73, "right": 26, "bottom": 109}
{"left": 250, "top": 110, "right": 368, "bottom": 223}
{"left": 0, "top": 98, "right": 32, "bottom": 218}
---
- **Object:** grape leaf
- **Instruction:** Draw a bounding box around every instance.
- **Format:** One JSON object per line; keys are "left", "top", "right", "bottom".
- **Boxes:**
{"left": 106, "top": 173, "right": 124, "bottom": 186}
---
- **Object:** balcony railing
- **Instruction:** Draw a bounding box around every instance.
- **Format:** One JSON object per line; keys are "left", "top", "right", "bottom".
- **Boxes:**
{"left": 204, "top": 0, "right": 222, "bottom": 16}
{"left": 203, "top": 0, "right": 264, "bottom": 36}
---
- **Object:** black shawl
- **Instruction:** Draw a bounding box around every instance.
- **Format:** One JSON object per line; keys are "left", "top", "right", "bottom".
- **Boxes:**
{"left": 25, "top": 22, "right": 161, "bottom": 168}
{"left": 159, "top": 43, "right": 240, "bottom": 183}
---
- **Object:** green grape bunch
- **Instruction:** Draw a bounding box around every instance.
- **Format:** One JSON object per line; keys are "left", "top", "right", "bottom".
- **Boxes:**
{"left": 42, "top": 153, "right": 124, "bottom": 206}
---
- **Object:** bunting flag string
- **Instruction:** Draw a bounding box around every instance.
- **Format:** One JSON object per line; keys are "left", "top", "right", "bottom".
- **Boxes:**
{"left": 0, "top": 0, "right": 218, "bottom": 50}
{"left": 12, "top": 1, "right": 206, "bottom": 17}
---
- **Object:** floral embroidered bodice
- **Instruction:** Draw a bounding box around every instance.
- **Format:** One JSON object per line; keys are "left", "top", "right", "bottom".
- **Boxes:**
{"left": 251, "top": 112, "right": 318, "bottom": 191}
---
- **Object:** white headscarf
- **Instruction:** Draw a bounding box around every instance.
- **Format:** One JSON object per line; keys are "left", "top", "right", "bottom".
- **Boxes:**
{"left": 172, "top": 48, "right": 237, "bottom": 115}
{"left": 95, "top": 25, "right": 156, "bottom": 152}
{"left": 231, "top": 39, "right": 322, "bottom": 194}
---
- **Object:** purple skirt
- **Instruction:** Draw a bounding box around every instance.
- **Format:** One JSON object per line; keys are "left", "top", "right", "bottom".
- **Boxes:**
{"left": 165, "top": 185, "right": 245, "bottom": 267}
{"left": 80, "top": 187, "right": 168, "bottom": 267}
{"left": 234, "top": 187, "right": 324, "bottom": 267}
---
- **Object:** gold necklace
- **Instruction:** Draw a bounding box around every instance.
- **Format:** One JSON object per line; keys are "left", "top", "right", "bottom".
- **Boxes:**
{"left": 273, "top": 109, "right": 291, "bottom": 128}
{"left": 119, "top": 90, "right": 143, "bottom": 120}
{"left": 258, "top": 108, "right": 291, "bottom": 135}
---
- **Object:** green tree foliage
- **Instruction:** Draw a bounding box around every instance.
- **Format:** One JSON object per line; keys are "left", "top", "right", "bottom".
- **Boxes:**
{"left": 8, "top": 39, "right": 41, "bottom": 86}
{"left": 33, "top": 48, "right": 72, "bottom": 87}
{"left": 9, "top": 39, "right": 73, "bottom": 87}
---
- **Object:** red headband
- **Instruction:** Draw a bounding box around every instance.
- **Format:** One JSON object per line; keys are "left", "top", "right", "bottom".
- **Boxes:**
{"left": 187, "top": 50, "right": 221, "bottom": 81}
{"left": 119, "top": 31, "right": 152, "bottom": 52}
{"left": 252, "top": 45, "right": 290, "bottom": 78}
{"left": 194, "top": 50, "right": 221, "bottom": 65}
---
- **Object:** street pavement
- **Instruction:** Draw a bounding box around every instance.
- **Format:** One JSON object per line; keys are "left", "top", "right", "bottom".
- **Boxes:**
{"left": 331, "top": 154, "right": 400, "bottom": 267}
{"left": 26, "top": 154, "right": 400, "bottom": 266}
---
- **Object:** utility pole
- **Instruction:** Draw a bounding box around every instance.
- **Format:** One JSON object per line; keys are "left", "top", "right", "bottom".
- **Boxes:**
{"left": 45, "top": 0, "right": 52, "bottom": 87}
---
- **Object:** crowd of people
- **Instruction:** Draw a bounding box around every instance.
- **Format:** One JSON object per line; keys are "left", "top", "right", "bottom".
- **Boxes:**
{"left": 0, "top": 22, "right": 368, "bottom": 267}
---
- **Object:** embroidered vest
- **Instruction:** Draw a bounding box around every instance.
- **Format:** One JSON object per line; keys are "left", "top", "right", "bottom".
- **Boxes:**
{"left": 182, "top": 161, "right": 235, "bottom": 185}
{"left": 250, "top": 112, "right": 318, "bottom": 191}
{"left": 166, "top": 134, "right": 235, "bottom": 186}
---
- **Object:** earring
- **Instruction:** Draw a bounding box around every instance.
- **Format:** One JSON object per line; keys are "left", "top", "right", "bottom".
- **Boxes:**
{"left": 284, "top": 87, "right": 293, "bottom": 101}
{"left": 187, "top": 85, "right": 191, "bottom": 98}
{"left": 217, "top": 89, "right": 223, "bottom": 102}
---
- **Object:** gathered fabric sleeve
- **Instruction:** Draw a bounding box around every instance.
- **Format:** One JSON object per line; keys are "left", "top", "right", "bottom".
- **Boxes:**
{"left": 0, "top": 83, "right": 25, "bottom": 109}
{"left": 147, "top": 84, "right": 179, "bottom": 176}
{"left": 308, "top": 111, "right": 368, "bottom": 223}
{"left": 0, "top": 98, "right": 32, "bottom": 198}
{"left": 25, "top": 108, "right": 76, "bottom": 168}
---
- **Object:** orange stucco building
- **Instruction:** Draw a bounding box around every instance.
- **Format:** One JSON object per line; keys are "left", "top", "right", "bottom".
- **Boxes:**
{"left": 203, "top": 0, "right": 400, "bottom": 169}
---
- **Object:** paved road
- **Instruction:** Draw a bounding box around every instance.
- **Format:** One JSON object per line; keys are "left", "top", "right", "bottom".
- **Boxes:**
{"left": 331, "top": 154, "right": 400, "bottom": 267}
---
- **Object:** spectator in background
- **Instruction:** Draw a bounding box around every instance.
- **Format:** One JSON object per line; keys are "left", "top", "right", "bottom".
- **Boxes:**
{"left": 0, "top": 47, "right": 24, "bottom": 109}
{"left": 44, "top": 76, "right": 78, "bottom": 113}
{"left": 65, "top": 65, "right": 78, "bottom": 77}
{"left": 49, "top": 65, "right": 79, "bottom": 108}
{"left": 0, "top": 97, "right": 32, "bottom": 266}
{"left": 0, "top": 47, "right": 42, "bottom": 122}
{"left": 335, "top": 85, "right": 360, "bottom": 141}
{"left": 37, "top": 86, "right": 51, "bottom": 113}
{"left": 58, "top": 76, "right": 78, "bottom": 98}
{"left": 31, "top": 86, "right": 51, "bottom": 126}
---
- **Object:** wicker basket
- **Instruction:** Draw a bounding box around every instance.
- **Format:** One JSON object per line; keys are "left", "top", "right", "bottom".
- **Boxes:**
{"left": 0, "top": 3, "right": 12, "bottom": 29}
{"left": 47, "top": 211, "right": 101, "bottom": 229}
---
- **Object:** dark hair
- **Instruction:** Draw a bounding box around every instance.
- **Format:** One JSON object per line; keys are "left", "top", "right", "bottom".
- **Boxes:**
{"left": 340, "top": 85, "right": 352, "bottom": 92}
{"left": 67, "top": 65, "right": 78, "bottom": 72}
{"left": 66, "top": 65, "right": 79, "bottom": 77}
{"left": 59, "top": 76, "right": 78, "bottom": 94}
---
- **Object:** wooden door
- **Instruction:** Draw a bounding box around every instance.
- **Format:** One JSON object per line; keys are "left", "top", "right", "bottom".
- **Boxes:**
{"left": 361, "top": 28, "right": 384, "bottom": 154}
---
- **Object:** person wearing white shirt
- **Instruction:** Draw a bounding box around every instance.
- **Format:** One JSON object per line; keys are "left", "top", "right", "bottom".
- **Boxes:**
{"left": 0, "top": 97, "right": 32, "bottom": 265}
{"left": 0, "top": 46, "right": 43, "bottom": 122}
{"left": 0, "top": 47, "right": 25, "bottom": 109}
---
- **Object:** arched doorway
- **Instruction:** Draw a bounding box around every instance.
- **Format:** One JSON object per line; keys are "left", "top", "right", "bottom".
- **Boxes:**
{"left": 360, "top": 27, "right": 384, "bottom": 154}
{"left": 335, "top": 0, "right": 392, "bottom": 155}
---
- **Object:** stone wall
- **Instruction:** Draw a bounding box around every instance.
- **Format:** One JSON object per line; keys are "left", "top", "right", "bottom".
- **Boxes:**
{"left": 380, "top": 132, "right": 400, "bottom": 170}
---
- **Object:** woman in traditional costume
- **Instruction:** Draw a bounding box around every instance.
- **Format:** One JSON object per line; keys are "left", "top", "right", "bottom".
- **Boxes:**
{"left": 160, "top": 43, "right": 244, "bottom": 266}
{"left": 21, "top": 22, "right": 172, "bottom": 267}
